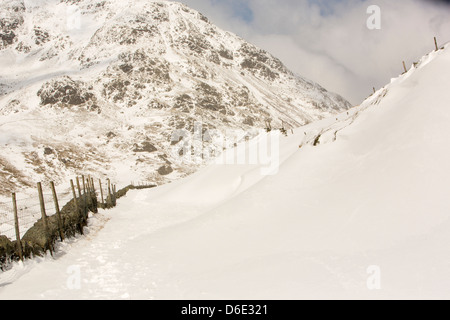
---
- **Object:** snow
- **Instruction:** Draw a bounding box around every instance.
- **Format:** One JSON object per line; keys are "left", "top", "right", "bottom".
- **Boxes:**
{"left": 1, "top": 43, "right": 449, "bottom": 299}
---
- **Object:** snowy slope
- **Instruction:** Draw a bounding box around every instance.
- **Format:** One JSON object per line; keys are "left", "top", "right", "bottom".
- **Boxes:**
{"left": 0, "top": 43, "right": 449, "bottom": 299}
{"left": 0, "top": 0, "right": 351, "bottom": 197}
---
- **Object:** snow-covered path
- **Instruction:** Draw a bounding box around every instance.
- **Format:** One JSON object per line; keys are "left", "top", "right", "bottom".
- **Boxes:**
{"left": 1, "top": 45, "right": 450, "bottom": 300}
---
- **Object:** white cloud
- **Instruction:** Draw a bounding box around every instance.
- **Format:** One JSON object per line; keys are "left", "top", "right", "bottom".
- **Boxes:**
{"left": 175, "top": 0, "right": 450, "bottom": 104}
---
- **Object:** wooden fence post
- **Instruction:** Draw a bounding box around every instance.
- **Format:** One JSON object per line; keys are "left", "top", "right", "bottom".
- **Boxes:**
{"left": 37, "top": 182, "right": 48, "bottom": 231}
{"left": 11, "top": 193, "right": 24, "bottom": 261}
{"left": 82, "top": 175, "right": 86, "bottom": 195}
{"left": 403, "top": 61, "right": 407, "bottom": 73}
{"left": 76, "top": 177, "right": 82, "bottom": 198}
{"left": 107, "top": 179, "right": 112, "bottom": 199}
{"left": 70, "top": 180, "right": 79, "bottom": 212}
{"left": 90, "top": 177, "right": 95, "bottom": 194}
{"left": 87, "top": 177, "right": 92, "bottom": 196}
{"left": 106, "top": 178, "right": 113, "bottom": 208}
{"left": 435, "top": 37, "right": 438, "bottom": 51}
{"left": 37, "top": 182, "right": 52, "bottom": 256}
{"left": 99, "top": 179, "right": 104, "bottom": 206}
{"left": 71, "top": 179, "right": 84, "bottom": 235}
{"left": 81, "top": 175, "right": 88, "bottom": 218}
{"left": 50, "top": 181, "right": 64, "bottom": 242}
{"left": 88, "top": 177, "right": 93, "bottom": 194}
{"left": 87, "top": 176, "right": 98, "bottom": 214}
{"left": 85, "top": 176, "right": 90, "bottom": 193}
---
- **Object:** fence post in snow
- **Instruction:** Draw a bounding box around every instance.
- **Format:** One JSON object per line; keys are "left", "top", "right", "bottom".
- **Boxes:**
{"left": 71, "top": 179, "right": 84, "bottom": 234}
{"left": 87, "top": 177, "right": 92, "bottom": 195}
{"left": 12, "top": 193, "right": 24, "bottom": 261}
{"left": 70, "top": 180, "right": 79, "bottom": 213}
{"left": 81, "top": 175, "right": 88, "bottom": 219}
{"left": 88, "top": 176, "right": 93, "bottom": 194}
{"left": 435, "top": 37, "right": 438, "bottom": 51}
{"left": 87, "top": 176, "right": 98, "bottom": 214}
{"left": 76, "top": 176, "right": 82, "bottom": 198}
{"left": 50, "top": 181, "right": 64, "bottom": 242}
{"left": 99, "top": 179, "right": 105, "bottom": 206}
{"left": 82, "top": 175, "right": 86, "bottom": 195}
{"left": 37, "top": 182, "right": 48, "bottom": 231}
{"left": 37, "top": 182, "right": 52, "bottom": 256}
{"left": 90, "top": 177, "right": 95, "bottom": 194}
{"left": 402, "top": 61, "right": 407, "bottom": 73}
{"left": 106, "top": 178, "right": 113, "bottom": 208}
{"left": 85, "top": 176, "right": 90, "bottom": 193}
{"left": 107, "top": 179, "right": 111, "bottom": 199}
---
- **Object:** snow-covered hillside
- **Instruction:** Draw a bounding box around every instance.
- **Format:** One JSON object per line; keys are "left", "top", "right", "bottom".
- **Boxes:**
{"left": 1, "top": 43, "right": 449, "bottom": 299}
{"left": 0, "top": 0, "right": 350, "bottom": 197}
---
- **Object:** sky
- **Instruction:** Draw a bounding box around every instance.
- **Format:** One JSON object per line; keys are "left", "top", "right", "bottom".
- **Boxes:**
{"left": 172, "top": 0, "right": 450, "bottom": 104}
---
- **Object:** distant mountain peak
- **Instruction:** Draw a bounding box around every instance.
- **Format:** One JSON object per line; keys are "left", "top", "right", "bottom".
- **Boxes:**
{"left": 0, "top": 0, "right": 351, "bottom": 195}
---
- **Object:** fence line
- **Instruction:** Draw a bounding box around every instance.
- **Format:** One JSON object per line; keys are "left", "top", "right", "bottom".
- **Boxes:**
{"left": 0, "top": 176, "right": 156, "bottom": 269}
{"left": 0, "top": 189, "right": 77, "bottom": 240}
{"left": 0, "top": 177, "right": 157, "bottom": 241}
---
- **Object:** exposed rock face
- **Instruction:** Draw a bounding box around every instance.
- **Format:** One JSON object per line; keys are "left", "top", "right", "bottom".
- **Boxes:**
{"left": 37, "top": 77, "right": 95, "bottom": 107}
{"left": 133, "top": 141, "right": 157, "bottom": 153}
{"left": 157, "top": 165, "right": 174, "bottom": 176}
{"left": 0, "top": 0, "right": 25, "bottom": 50}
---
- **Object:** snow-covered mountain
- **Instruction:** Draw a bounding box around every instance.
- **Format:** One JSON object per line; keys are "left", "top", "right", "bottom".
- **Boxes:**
{"left": 1, "top": 43, "right": 449, "bottom": 299}
{"left": 0, "top": 0, "right": 351, "bottom": 196}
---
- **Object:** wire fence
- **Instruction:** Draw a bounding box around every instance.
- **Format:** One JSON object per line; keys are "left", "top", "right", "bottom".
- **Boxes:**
{"left": 0, "top": 191, "right": 73, "bottom": 240}
{"left": 0, "top": 177, "right": 119, "bottom": 241}
{"left": 0, "top": 176, "right": 157, "bottom": 270}
{"left": 0, "top": 178, "right": 156, "bottom": 242}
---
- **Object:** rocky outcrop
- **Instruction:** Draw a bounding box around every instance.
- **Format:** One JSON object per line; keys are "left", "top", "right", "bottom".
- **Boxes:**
{"left": 157, "top": 165, "right": 174, "bottom": 176}
{"left": 37, "top": 77, "right": 96, "bottom": 109}
{"left": 0, "top": 0, "right": 25, "bottom": 50}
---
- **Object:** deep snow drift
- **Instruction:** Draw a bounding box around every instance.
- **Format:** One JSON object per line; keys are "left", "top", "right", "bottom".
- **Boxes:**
{"left": 0, "top": 44, "right": 450, "bottom": 299}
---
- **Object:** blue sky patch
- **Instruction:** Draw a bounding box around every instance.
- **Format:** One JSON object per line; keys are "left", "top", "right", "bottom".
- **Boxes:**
{"left": 211, "top": 0, "right": 254, "bottom": 22}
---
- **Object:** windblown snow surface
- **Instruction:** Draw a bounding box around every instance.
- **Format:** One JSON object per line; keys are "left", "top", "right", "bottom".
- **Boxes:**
{"left": 1, "top": 44, "right": 450, "bottom": 300}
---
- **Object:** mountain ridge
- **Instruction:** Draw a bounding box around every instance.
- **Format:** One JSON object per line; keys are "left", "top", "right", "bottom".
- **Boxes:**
{"left": 0, "top": 0, "right": 351, "bottom": 196}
